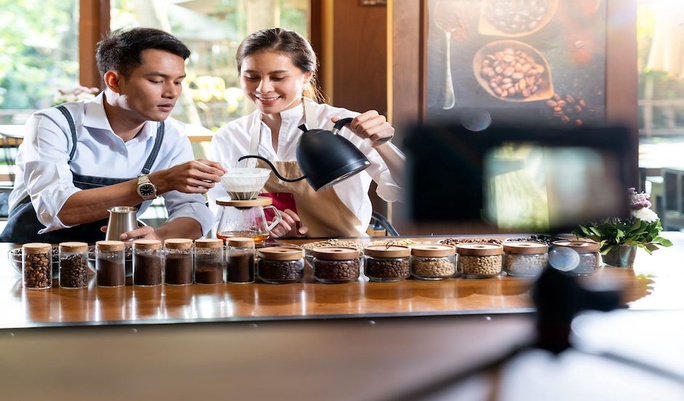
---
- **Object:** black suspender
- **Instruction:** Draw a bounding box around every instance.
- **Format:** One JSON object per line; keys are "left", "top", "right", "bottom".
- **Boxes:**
{"left": 56, "top": 105, "right": 164, "bottom": 172}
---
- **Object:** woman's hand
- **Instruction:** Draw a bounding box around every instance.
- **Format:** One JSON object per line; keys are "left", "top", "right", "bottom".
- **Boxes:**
{"left": 269, "top": 209, "right": 308, "bottom": 238}
{"left": 332, "top": 110, "right": 395, "bottom": 146}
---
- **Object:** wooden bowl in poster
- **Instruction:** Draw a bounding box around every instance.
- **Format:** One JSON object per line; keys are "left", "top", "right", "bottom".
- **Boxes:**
{"left": 473, "top": 40, "right": 554, "bottom": 103}
{"left": 478, "top": 0, "right": 559, "bottom": 38}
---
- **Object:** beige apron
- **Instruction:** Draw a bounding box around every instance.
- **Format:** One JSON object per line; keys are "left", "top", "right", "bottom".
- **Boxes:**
{"left": 247, "top": 99, "right": 363, "bottom": 237}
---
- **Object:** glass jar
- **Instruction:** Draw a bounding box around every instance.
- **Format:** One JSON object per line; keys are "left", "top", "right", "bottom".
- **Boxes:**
{"left": 59, "top": 241, "right": 89, "bottom": 289}
{"left": 457, "top": 243, "right": 504, "bottom": 278}
{"left": 163, "top": 238, "right": 194, "bottom": 286}
{"left": 257, "top": 246, "right": 305, "bottom": 284}
{"left": 311, "top": 247, "right": 361, "bottom": 283}
{"left": 503, "top": 242, "right": 548, "bottom": 277}
{"left": 410, "top": 244, "right": 457, "bottom": 280}
{"left": 194, "top": 238, "right": 224, "bottom": 284}
{"left": 363, "top": 245, "right": 411, "bottom": 282}
{"left": 95, "top": 240, "right": 126, "bottom": 287}
{"left": 550, "top": 240, "right": 601, "bottom": 276}
{"left": 133, "top": 239, "right": 163, "bottom": 286}
{"left": 22, "top": 242, "right": 53, "bottom": 289}
{"left": 226, "top": 237, "right": 256, "bottom": 284}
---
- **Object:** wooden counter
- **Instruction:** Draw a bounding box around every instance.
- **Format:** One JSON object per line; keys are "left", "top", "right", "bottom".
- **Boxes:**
{"left": 2, "top": 232, "right": 684, "bottom": 329}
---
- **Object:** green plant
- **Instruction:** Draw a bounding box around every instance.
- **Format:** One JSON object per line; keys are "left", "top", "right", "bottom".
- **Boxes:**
{"left": 573, "top": 188, "right": 673, "bottom": 255}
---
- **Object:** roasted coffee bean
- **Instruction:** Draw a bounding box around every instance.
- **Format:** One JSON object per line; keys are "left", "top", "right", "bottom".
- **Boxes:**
{"left": 313, "top": 258, "right": 361, "bottom": 283}
{"left": 24, "top": 253, "right": 51, "bottom": 289}
{"left": 365, "top": 258, "right": 410, "bottom": 282}
{"left": 486, "top": 0, "right": 551, "bottom": 34}
{"left": 479, "top": 47, "right": 547, "bottom": 100}
{"left": 546, "top": 92, "right": 586, "bottom": 126}
{"left": 257, "top": 259, "right": 304, "bottom": 283}
{"left": 60, "top": 254, "right": 89, "bottom": 288}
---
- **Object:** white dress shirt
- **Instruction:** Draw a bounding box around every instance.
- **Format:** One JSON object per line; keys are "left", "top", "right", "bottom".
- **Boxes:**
{"left": 10, "top": 94, "right": 215, "bottom": 235}
{"left": 207, "top": 100, "right": 403, "bottom": 229}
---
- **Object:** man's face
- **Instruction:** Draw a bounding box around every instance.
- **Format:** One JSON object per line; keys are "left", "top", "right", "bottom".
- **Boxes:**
{"left": 114, "top": 49, "right": 186, "bottom": 122}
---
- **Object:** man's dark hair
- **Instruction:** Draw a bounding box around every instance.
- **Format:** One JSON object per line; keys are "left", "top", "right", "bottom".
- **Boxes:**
{"left": 96, "top": 27, "right": 191, "bottom": 79}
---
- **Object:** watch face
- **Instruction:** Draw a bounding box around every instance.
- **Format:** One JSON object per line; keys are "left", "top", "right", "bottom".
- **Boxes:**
{"left": 139, "top": 184, "right": 156, "bottom": 198}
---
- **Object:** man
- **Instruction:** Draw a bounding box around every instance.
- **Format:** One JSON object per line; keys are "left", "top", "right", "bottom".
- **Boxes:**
{"left": 0, "top": 27, "right": 226, "bottom": 244}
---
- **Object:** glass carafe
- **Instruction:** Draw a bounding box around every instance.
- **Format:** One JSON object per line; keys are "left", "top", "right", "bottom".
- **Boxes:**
{"left": 215, "top": 196, "right": 282, "bottom": 245}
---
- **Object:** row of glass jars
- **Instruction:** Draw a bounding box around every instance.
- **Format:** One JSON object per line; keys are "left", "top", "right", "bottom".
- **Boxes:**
{"left": 21, "top": 238, "right": 603, "bottom": 289}
{"left": 21, "top": 237, "right": 258, "bottom": 289}
{"left": 271, "top": 239, "right": 601, "bottom": 284}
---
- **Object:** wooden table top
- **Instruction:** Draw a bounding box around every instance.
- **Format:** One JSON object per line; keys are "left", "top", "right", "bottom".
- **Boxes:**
{"left": 2, "top": 232, "right": 684, "bottom": 330}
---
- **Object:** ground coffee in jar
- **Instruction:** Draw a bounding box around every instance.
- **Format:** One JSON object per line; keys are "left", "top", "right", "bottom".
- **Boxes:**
{"left": 411, "top": 244, "right": 457, "bottom": 280}
{"left": 22, "top": 242, "right": 52, "bottom": 289}
{"left": 456, "top": 243, "right": 504, "bottom": 278}
{"left": 59, "top": 241, "right": 89, "bottom": 289}
{"left": 194, "top": 238, "right": 224, "bottom": 284}
{"left": 549, "top": 240, "right": 601, "bottom": 276}
{"left": 133, "top": 239, "right": 163, "bottom": 286}
{"left": 163, "top": 238, "right": 193, "bottom": 285}
{"left": 363, "top": 245, "right": 411, "bottom": 282}
{"left": 311, "top": 247, "right": 361, "bottom": 283}
{"left": 227, "top": 237, "right": 255, "bottom": 283}
{"left": 503, "top": 242, "right": 548, "bottom": 277}
{"left": 257, "top": 247, "right": 305, "bottom": 284}
{"left": 96, "top": 240, "right": 126, "bottom": 287}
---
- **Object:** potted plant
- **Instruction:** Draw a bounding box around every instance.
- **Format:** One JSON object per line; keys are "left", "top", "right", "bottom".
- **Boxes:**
{"left": 572, "top": 187, "right": 672, "bottom": 267}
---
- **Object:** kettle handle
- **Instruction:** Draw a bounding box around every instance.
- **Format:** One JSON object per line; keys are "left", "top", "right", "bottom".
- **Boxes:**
{"left": 332, "top": 117, "right": 354, "bottom": 135}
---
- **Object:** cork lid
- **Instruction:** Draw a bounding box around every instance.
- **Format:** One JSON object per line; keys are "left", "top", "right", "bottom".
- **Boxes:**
{"left": 133, "top": 239, "right": 162, "bottom": 250}
{"left": 311, "top": 246, "right": 361, "bottom": 260}
{"left": 194, "top": 238, "right": 224, "bottom": 249}
{"left": 59, "top": 241, "right": 89, "bottom": 253}
{"left": 216, "top": 196, "right": 273, "bottom": 207}
{"left": 363, "top": 245, "right": 411, "bottom": 258}
{"left": 95, "top": 240, "right": 125, "bottom": 251}
{"left": 411, "top": 244, "right": 456, "bottom": 257}
{"left": 164, "top": 238, "right": 193, "bottom": 250}
{"left": 22, "top": 242, "right": 52, "bottom": 254}
{"left": 456, "top": 243, "right": 504, "bottom": 256}
{"left": 227, "top": 237, "right": 255, "bottom": 248}
{"left": 552, "top": 240, "right": 600, "bottom": 253}
{"left": 502, "top": 242, "right": 548, "bottom": 254}
{"left": 257, "top": 246, "right": 305, "bottom": 261}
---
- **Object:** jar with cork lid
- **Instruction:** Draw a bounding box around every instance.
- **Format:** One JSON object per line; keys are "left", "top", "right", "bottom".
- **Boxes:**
{"left": 257, "top": 246, "right": 305, "bottom": 284}
{"left": 549, "top": 240, "right": 601, "bottom": 276}
{"left": 311, "top": 247, "right": 362, "bottom": 283}
{"left": 22, "top": 242, "right": 53, "bottom": 289}
{"left": 133, "top": 239, "right": 163, "bottom": 286}
{"left": 95, "top": 240, "right": 126, "bottom": 287}
{"left": 364, "top": 245, "right": 411, "bottom": 282}
{"left": 226, "top": 237, "right": 256, "bottom": 283}
{"left": 410, "top": 244, "right": 457, "bottom": 280}
{"left": 59, "top": 241, "right": 89, "bottom": 289}
{"left": 456, "top": 243, "right": 504, "bottom": 279}
{"left": 194, "top": 238, "right": 224, "bottom": 284}
{"left": 502, "top": 242, "right": 548, "bottom": 277}
{"left": 164, "top": 238, "right": 194, "bottom": 286}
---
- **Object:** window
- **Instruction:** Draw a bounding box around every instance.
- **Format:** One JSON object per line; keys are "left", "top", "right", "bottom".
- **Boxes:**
{"left": 0, "top": 0, "right": 80, "bottom": 124}
{"left": 111, "top": 0, "right": 309, "bottom": 131}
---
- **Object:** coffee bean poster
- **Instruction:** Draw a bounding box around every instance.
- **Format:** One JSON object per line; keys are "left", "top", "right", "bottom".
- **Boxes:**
{"left": 425, "top": 0, "right": 606, "bottom": 127}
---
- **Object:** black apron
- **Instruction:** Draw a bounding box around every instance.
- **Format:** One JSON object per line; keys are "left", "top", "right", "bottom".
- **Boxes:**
{"left": 0, "top": 106, "right": 164, "bottom": 244}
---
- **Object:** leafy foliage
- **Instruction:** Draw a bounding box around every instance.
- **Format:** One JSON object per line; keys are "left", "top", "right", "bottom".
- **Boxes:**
{"left": 573, "top": 188, "right": 673, "bottom": 255}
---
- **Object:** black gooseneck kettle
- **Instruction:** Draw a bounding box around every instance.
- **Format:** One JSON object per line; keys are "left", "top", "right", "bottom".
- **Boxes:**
{"left": 238, "top": 117, "right": 371, "bottom": 191}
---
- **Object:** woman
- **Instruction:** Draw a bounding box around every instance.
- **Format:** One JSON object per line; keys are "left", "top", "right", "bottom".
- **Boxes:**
{"left": 208, "top": 28, "right": 404, "bottom": 238}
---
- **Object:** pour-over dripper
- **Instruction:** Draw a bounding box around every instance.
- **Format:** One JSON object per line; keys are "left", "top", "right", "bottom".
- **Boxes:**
{"left": 220, "top": 167, "right": 271, "bottom": 200}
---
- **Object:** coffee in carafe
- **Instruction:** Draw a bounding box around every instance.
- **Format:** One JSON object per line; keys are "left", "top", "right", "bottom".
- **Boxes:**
{"left": 215, "top": 196, "right": 282, "bottom": 245}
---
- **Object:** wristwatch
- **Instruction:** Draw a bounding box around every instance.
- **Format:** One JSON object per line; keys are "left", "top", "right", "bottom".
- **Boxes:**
{"left": 137, "top": 174, "right": 157, "bottom": 201}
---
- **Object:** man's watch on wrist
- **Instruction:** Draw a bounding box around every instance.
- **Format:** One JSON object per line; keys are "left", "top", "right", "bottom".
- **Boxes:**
{"left": 137, "top": 174, "right": 157, "bottom": 201}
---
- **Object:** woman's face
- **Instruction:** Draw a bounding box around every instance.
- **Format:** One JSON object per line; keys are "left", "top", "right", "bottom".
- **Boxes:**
{"left": 240, "top": 50, "right": 313, "bottom": 116}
